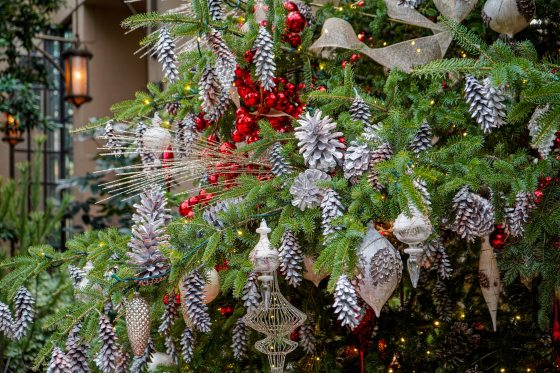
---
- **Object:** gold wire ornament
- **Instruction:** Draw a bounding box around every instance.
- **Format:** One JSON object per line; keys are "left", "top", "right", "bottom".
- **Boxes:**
{"left": 244, "top": 220, "right": 307, "bottom": 373}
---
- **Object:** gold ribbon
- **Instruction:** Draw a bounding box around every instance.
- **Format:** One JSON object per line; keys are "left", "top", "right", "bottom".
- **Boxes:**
{"left": 309, "top": 0, "right": 477, "bottom": 72}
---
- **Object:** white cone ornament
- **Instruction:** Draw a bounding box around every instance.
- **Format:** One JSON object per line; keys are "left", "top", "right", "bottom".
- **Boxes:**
{"left": 482, "top": 0, "right": 535, "bottom": 37}
{"left": 126, "top": 294, "right": 152, "bottom": 356}
{"left": 479, "top": 235, "right": 501, "bottom": 331}
{"left": 302, "top": 256, "right": 328, "bottom": 287}
{"left": 393, "top": 210, "right": 432, "bottom": 288}
{"left": 356, "top": 222, "right": 403, "bottom": 317}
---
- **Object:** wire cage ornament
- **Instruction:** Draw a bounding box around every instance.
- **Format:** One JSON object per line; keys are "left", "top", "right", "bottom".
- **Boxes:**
{"left": 393, "top": 210, "right": 432, "bottom": 288}
{"left": 244, "top": 220, "right": 307, "bottom": 373}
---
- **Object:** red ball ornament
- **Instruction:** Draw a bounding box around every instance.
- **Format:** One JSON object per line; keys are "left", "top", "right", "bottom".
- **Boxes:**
{"left": 244, "top": 91, "right": 260, "bottom": 107}
{"left": 264, "top": 92, "right": 278, "bottom": 107}
{"left": 188, "top": 196, "right": 200, "bottom": 206}
{"left": 342, "top": 60, "right": 348, "bottom": 68}
{"left": 208, "top": 174, "right": 219, "bottom": 184}
{"left": 317, "top": 85, "right": 327, "bottom": 92}
{"left": 243, "top": 50, "right": 255, "bottom": 63}
{"left": 232, "top": 129, "right": 245, "bottom": 143}
{"left": 286, "top": 32, "right": 302, "bottom": 47}
{"left": 286, "top": 11, "right": 306, "bottom": 33}
{"left": 163, "top": 294, "right": 170, "bottom": 305}
{"left": 284, "top": 1, "right": 298, "bottom": 11}
{"left": 215, "top": 260, "right": 229, "bottom": 271}
{"left": 534, "top": 189, "right": 544, "bottom": 204}
{"left": 179, "top": 200, "right": 192, "bottom": 217}
{"left": 195, "top": 115, "right": 208, "bottom": 131}
{"left": 357, "top": 0, "right": 365, "bottom": 7}
{"left": 490, "top": 224, "right": 507, "bottom": 252}
{"left": 219, "top": 305, "right": 234, "bottom": 317}
{"left": 236, "top": 107, "right": 248, "bottom": 117}
{"left": 358, "top": 31, "right": 365, "bottom": 42}
{"left": 175, "top": 293, "right": 181, "bottom": 305}
{"left": 162, "top": 150, "right": 174, "bottom": 160}
{"left": 207, "top": 134, "right": 219, "bottom": 144}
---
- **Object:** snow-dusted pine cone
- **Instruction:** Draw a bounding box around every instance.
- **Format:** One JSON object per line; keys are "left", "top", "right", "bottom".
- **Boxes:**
{"left": 343, "top": 143, "right": 371, "bottom": 182}
{"left": 242, "top": 272, "right": 261, "bottom": 313}
{"left": 165, "top": 335, "right": 179, "bottom": 365}
{"left": 333, "top": 275, "right": 360, "bottom": 329}
{"left": 299, "top": 320, "right": 317, "bottom": 354}
{"left": 398, "top": 0, "right": 426, "bottom": 8}
{"left": 68, "top": 265, "right": 86, "bottom": 288}
{"left": 436, "top": 322, "right": 481, "bottom": 369}
{"left": 208, "top": 29, "right": 236, "bottom": 90}
{"left": 464, "top": 75, "right": 506, "bottom": 134}
{"left": 270, "top": 142, "right": 292, "bottom": 176}
{"left": 528, "top": 105, "right": 555, "bottom": 158}
{"left": 231, "top": 319, "right": 248, "bottom": 360}
{"left": 290, "top": 169, "right": 330, "bottom": 211}
{"left": 165, "top": 102, "right": 180, "bottom": 116}
{"left": 95, "top": 315, "right": 122, "bottom": 373}
{"left": 205, "top": 88, "right": 231, "bottom": 122}
{"left": 66, "top": 324, "right": 90, "bottom": 373}
{"left": 295, "top": 110, "right": 345, "bottom": 171}
{"left": 413, "top": 178, "right": 432, "bottom": 210}
{"left": 504, "top": 191, "right": 535, "bottom": 237}
{"left": 159, "top": 298, "right": 179, "bottom": 336}
{"left": 349, "top": 94, "right": 371, "bottom": 125}
{"left": 207, "top": 0, "right": 224, "bottom": 21}
{"left": 0, "top": 302, "right": 14, "bottom": 339}
{"left": 279, "top": 230, "right": 304, "bottom": 287}
{"left": 155, "top": 27, "right": 179, "bottom": 82}
{"left": 103, "top": 120, "right": 123, "bottom": 157}
{"left": 183, "top": 270, "right": 212, "bottom": 333}
{"left": 253, "top": 25, "right": 276, "bottom": 91}
{"left": 48, "top": 347, "right": 72, "bottom": 373}
{"left": 432, "top": 280, "right": 454, "bottom": 322}
{"left": 127, "top": 186, "right": 170, "bottom": 286}
{"left": 130, "top": 337, "right": 154, "bottom": 373}
{"left": 451, "top": 187, "right": 495, "bottom": 241}
{"left": 368, "top": 142, "right": 393, "bottom": 190}
{"left": 424, "top": 237, "right": 453, "bottom": 280}
{"left": 12, "top": 287, "right": 34, "bottom": 340}
{"left": 320, "top": 188, "right": 344, "bottom": 237}
{"left": 409, "top": 122, "right": 432, "bottom": 154}
{"left": 199, "top": 65, "right": 222, "bottom": 116}
{"left": 203, "top": 197, "right": 242, "bottom": 228}
{"left": 180, "top": 327, "right": 195, "bottom": 363}
{"left": 174, "top": 115, "right": 198, "bottom": 159}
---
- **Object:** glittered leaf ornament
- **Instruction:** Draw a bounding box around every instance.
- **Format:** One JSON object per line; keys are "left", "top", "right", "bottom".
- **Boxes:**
{"left": 479, "top": 235, "right": 501, "bottom": 331}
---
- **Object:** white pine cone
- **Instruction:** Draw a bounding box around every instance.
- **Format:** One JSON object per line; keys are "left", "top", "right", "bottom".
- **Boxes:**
{"left": 528, "top": 104, "right": 555, "bottom": 158}
{"left": 231, "top": 319, "right": 247, "bottom": 360}
{"left": 242, "top": 272, "right": 261, "bottom": 313}
{"left": 12, "top": 287, "right": 34, "bottom": 340}
{"left": 180, "top": 327, "right": 195, "bottom": 363}
{"left": 320, "top": 188, "right": 344, "bottom": 237}
{"left": 253, "top": 26, "right": 276, "bottom": 91}
{"left": 0, "top": 302, "right": 14, "bottom": 339}
{"left": 279, "top": 230, "right": 304, "bottom": 287}
{"left": 48, "top": 347, "right": 72, "bottom": 373}
{"left": 290, "top": 169, "right": 330, "bottom": 211}
{"left": 332, "top": 275, "right": 360, "bottom": 329}
{"left": 343, "top": 142, "right": 371, "bottom": 182}
{"left": 349, "top": 94, "right": 371, "bottom": 125}
{"left": 155, "top": 27, "right": 179, "bottom": 82}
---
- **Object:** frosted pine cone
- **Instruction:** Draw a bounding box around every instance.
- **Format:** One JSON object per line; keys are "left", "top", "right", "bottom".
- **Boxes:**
{"left": 368, "top": 142, "right": 393, "bottom": 190}
{"left": 231, "top": 319, "right": 247, "bottom": 360}
{"left": 413, "top": 178, "right": 432, "bottom": 210}
{"left": 158, "top": 298, "right": 179, "bottom": 336}
{"left": 180, "top": 327, "right": 195, "bottom": 363}
{"left": 165, "top": 335, "right": 179, "bottom": 365}
{"left": 48, "top": 347, "right": 72, "bottom": 373}
{"left": 398, "top": 0, "right": 426, "bottom": 8}
{"left": 135, "top": 123, "right": 158, "bottom": 172}
{"left": 165, "top": 102, "right": 180, "bottom": 116}
{"left": 295, "top": 110, "right": 345, "bottom": 171}
{"left": 155, "top": 27, "right": 179, "bottom": 82}
{"left": 68, "top": 265, "right": 86, "bottom": 288}
{"left": 12, "top": 287, "right": 34, "bottom": 340}
{"left": 95, "top": 315, "right": 122, "bottom": 373}
{"left": 333, "top": 275, "right": 360, "bottom": 329}
{"left": 349, "top": 94, "right": 371, "bottom": 125}
{"left": 299, "top": 320, "right": 317, "bottom": 354}
{"left": 343, "top": 142, "right": 371, "bottom": 182}
{"left": 183, "top": 270, "right": 212, "bottom": 333}
{"left": 207, "top": 0, "right": 224, "bottom": 21}
{"left": 0, "top": 302, "right": 14, "bottom": 339}
{"left": 464, "top": 75, "right": 506, "bottom": 134}
{"left": 270, "top": 142, "right": 292, "bottom": 176}
{"left": 199, "top": 65, "right": 222, "bottom": 115}
{"left": 505, "top": 191, "right": 535, "bottom": 237}
{"left": 528, "top": 105, "right": 555, "bottom": 158}
{"left": 103, "top": 120, "right": 123, "bottom": 157}
{"left": 208, "top": 29, "right": 236, "bottom": 90}
{"left": 292, "top": 0, "right": 315, "bottom": 23}
{"left": 409, "top": 122, "right": 432, "bottom": 154}
{"left": 253, "top": 26, "right": 276, "bottom": 91}
{"left": 174, "top": 115, "right": 198, "bottom": 159}
{"left": 203, "top": 197, "right": 242, "bottom": 229}
{"left": 424, "top": 237, "right": 453, "bottom": 280}
{"left": 451, "top": 187, "right": 495, "bottom": 241}
{"left": 279, "top": 230, "right": 304, "bottom": 287}
{"left": 66, "top": 323, "right": 90, "bottom": 373}
{"left": 242, "top": 272, "right": 261, "bottom": 313}
{"left": 362, "top": 122, "right": 382, "bottom": 142}
{"left": 290, "top": 169, "right": 330, "bottom": 211}
{"left": 320, "top": 189, "right": 344, "bottom": 237}
{"left": 205, "top": 88, "right": 230, "bottom": 122}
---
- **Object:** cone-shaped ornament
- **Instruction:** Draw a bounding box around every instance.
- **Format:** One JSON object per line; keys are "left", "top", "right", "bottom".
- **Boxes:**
{"left": 479, "top": 235, "right": 501, "bottom": 331}
{"left": 126, "top": 294, "right": 152, "bottom": 356}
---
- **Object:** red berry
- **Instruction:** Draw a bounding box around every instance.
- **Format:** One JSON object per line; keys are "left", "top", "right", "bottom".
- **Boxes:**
{"left": 186, "top": 210, "right": 195, "bottom": 219}
{"left": 357, "top": 0, "right": 365, "bottom": 7}
{"left": 188, "top": 196, "right": 200, "bottom": 205}
{"left": 297, "top": 83, "right": 306, "bottom": 91}
{"left": 208, "top": 174, "right": 219, "bottom": 184}
{"left": 338, "top": 136, "right": 346, "bottom": 143}
{"left": 243, "top": 50, "right": 255, "bottom": 63}
{"left": 219, "top": 142, "right": 237, "bottom": 154}
{"left": 286, "top": 11, "right": 306, "bottom": 33}
{"left": 199, "top": 188, "right": 207, "bottom": 196}
{"left": 261, "top": 20, "right": 267, "bottom": 27}
{"left": 195, "top": 115, "right": 207, "bottom": 131}
{"left": 285, "top": 32, "right": 302, "bottom": 48}
{"left": 342, "top": 60, "right": 348, "bottom": 68}
{"left": 175, "top": 294, "right": 181, "bottom": 305}
{"left": 232, "top": 129, "right": 245, "bottom": 143}
{"left": 318, "top": 85, "right": 327, "bottom": 92}
{"left": 207, "top": 134, "right": 219, "bottom": 144}
{"left": 163, "top": 294, "right": 170, "bottom": 305}
{"left": 264, "top": 92, "right": 278, "bottom": 107}
{"left": 285, "top": 82, "right": 296, "bottom": 92}
{"left": 179, "top": 200, "right": 192, "bottom": 217}
{"left": 350, "top": 54, "right": 359, "bottom": 62}
{"left": 235, "top": 107, "right": 248, "bottom": 117}
{"left": 358, "top": 32, "right": 365, "bottom": 42}
{"left": 284, "top": 1, "right": 298, "bottom": 11}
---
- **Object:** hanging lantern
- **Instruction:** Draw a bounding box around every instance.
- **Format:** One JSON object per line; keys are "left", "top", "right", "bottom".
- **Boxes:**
{"left": 1, "top": 112, "right": 23, "bottom": 146}
{"left": 62, "top": 45, "right": 92, "bottom": 108}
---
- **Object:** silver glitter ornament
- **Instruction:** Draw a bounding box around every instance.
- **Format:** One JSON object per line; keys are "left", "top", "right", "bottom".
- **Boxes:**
{"left": 125, "top": 294, "right": 152, "bottom": 356}
{"left": 482, "top": 0, "right": 535, "bottom": 37}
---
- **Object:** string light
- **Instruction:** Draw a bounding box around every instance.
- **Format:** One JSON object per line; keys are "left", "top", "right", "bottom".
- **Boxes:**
{"left": 426, "top": 350, "right": 431, "bottom": 355}
{"left": 515, "top": 315, "right": 521, "bottom": 321}
{"left": 434, "top": 320, "right": 440, "bottom": 327}
{"left": 143, "top": 98, "right": 151, "bottom": 105}
{"left": 400, "top": 337, "right": 405, "bottom": 342}
{"left": 184, "top": 84, "right": 191, "bottom": 91}
{"left": 460, "top": 312, "right": 465, "bottom": 319}
{"left": 430, "top": 99, "right": 435, "bottom": 105}
{"left": 416, "top": 48, "right": 422, "bottom": 54}
{"left": 237, "top": 229, "right": 243, "bottom": 236}
{"left": 383, "top": 41, "right": 387, "bottom": 46}
{"left": 500, "top": 369, "right": 505, "bottom": 372}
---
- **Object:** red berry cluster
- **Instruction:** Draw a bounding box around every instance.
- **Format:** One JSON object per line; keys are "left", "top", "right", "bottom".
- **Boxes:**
{"left": 179, "top": 188, "right": 215, "bottom": 218}
{"left": 534, "top": 175, "right": 560, "bottom": 203}
{"left": 163, "top": 293, "right": 181, "bottom": 305}
{"left": 283, "top": 2, "right": 307, "bottom": 48}
{"left": 342, "top": 53, "right": 362, "bottom": 68}
{"left": 490, "top": 224, "right": 507, "bottom": 252}
{"left": 214, "top": 260, "right": 229, "bottom": 272}
{"left": 233, "top": 65, "right": 305, "bottom": 143}
{"left": 218, "top": 305, "right": 234, "bottom": 317}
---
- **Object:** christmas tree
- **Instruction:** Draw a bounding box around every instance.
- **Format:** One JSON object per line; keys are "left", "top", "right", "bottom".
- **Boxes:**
{"left": 2, "top": 0, "right": 560, "bottom": 372}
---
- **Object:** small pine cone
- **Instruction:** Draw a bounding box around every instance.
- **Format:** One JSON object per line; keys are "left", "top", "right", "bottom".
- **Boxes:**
{"left": 183, "top": 270, "right": 212, "bottom": 333}
{"left": 451, "top": 187, "right": 494, "bottom": 241}
{"left": 68, "top": 265, "right": 86, "bottom": 288}
{"left": 174, "top": 115, "right": 198, "bottom": 159}
{"left": 48, "top": 347, "right": 72, "bottom": 373}
{"left": 155, "top": 27, "right": 179, "bottom": 82}
{"left": 203, "top": 197, "right": 242, "bottom": 229}
{"left": 333, "top": 275, "right": 360, "bottom": 330}
{"left": 0, "top": 302, "right": 14, "bottom": 339}
{"left": 464, "top": 75, "right": 506, "bottom": 134}
{"left": 343, "top": 143, "right": 371, "bottom": 182}
{"left": 436, "top": 322, "right": 481, "bottom": 369}
{"left": 231, "top": 319, "right": 247, "bottom": 360}
{"left": 413, "top": 178, "right": 432, "bottom": 210}
{"left": 207, "top": 29, "right": 236, "bottom": 90}
{"left": 279, "top": 230, "right": 304, "bottom": 287}
{"left": 368, "top": 143, "right": 393, "bottom": 190}
{"left": 242, "top": 272, "right": 261, "bottom": 313}
{"left": 432, "top": 280, "right": 454, "bottom": 322}
{"left": 165, "top": 335, "right": 179, "bottom": 365}
{"left": 204, "top": 88, "right": 230, "bottom": 122}
{"left": 165, "top": 102, "right": 180, "bottom": 116}
{"left": 95, "top": 315, "right": 122, "bottom": 373}
{"left": 66, "top": 324, "right": 90, "bottom": 373}
{"left": 290, "top": 169, "right": 330, "bottom": 211}
{"left": 135, "top": 123, "right": 158, "bottom": 172}
{"left": 409, "top": 122, "right": 432, "bottom": 154}
{"left": 505, "top": 191, "right": 535, "bottom": 237}
{"left": 199, "top": 65, "right": 222, "bottom": 115}
{"left": 320, "top": 189, "right": 344, "bottom": 237}
{"left": 180, "top": 327, "right": 195, "bottom": 363}
{"left": 528, "top": 105, "right": 555, "bottom": 158}
{"left": 299, "top": 320, "right": 317, "bottom": 354}
{"left": 349, "top": 94, "right": 371, "bottom": 125}
{"left": 253, "top": 26, "right": 276, "bottom": 91}
{"left": 158, "top": 298, "right": 179, "bottom": 336}
{"left": 208, "top": 0, "right": 224, "bottom": 21}
{"left": 130, "top": 337, "right": 154, "bottom": 373}
{"left": 12, "top": 287, "right": 35, "bottom": 340}
{"left": 295, "top": 110, "right": 345, "bottom": 172}
{"left": 103, "top": 120, "right": 123, "bottom": 157}
{"left": 270, "top": 142, "right": 292, "bottom": 176}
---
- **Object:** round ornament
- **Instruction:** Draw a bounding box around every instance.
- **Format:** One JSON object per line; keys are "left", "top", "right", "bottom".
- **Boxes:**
{"left": 143, "top": 125, "right": 172, "bottom": 152}
{"left": 286, "top": 11, "right": 306, "bottom": 33}
{"left": 355, "top": 222, "right": 403, "bottom": 317}
{"left": 481, "top": 0, "right": 535, "bottom": 37}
